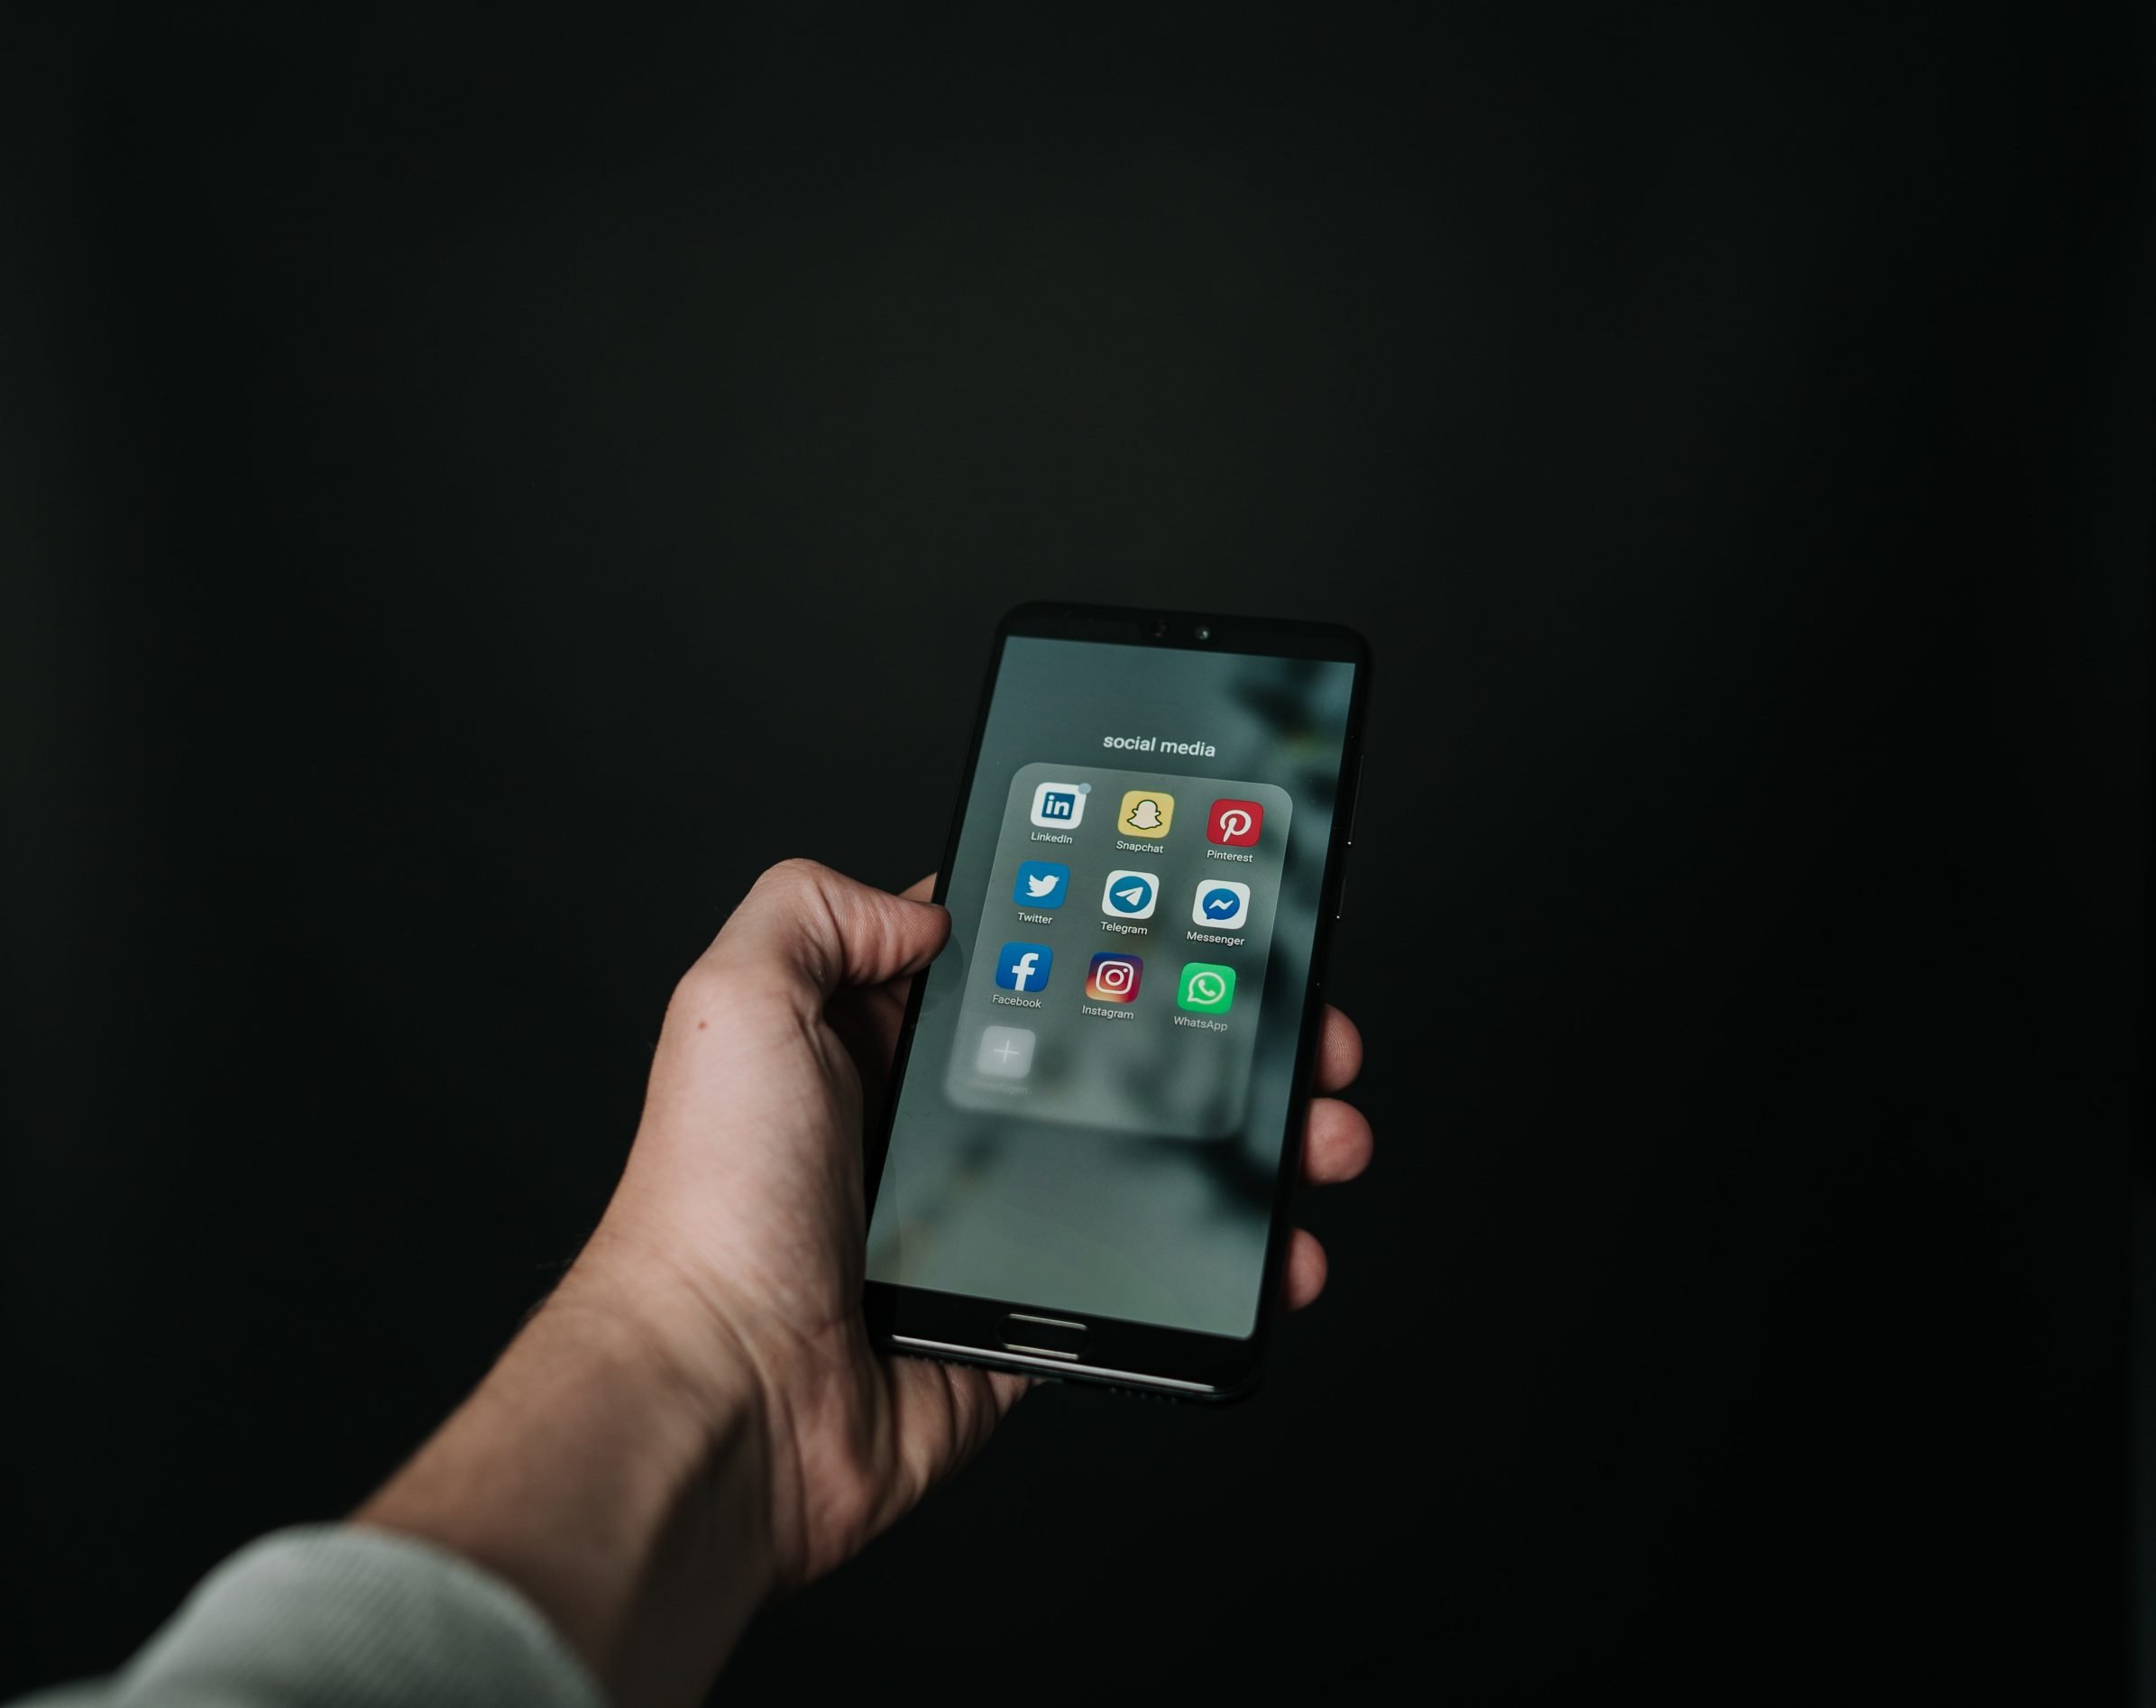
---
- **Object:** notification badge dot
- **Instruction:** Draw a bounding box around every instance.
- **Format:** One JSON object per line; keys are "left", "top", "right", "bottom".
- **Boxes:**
{"left": 1207, "top": 798, "right": 1264, "bottom": 847}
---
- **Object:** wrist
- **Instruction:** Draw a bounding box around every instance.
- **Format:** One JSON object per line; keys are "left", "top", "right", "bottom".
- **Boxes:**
{"left": 359, "top": 1257, "right": 782, "bottom": 1708}
{"left": 546, "top": 1244, "right": 775, "bottom": 1480}
{"left": 559, "top": 1217, "right": 849, "bottom": 1591}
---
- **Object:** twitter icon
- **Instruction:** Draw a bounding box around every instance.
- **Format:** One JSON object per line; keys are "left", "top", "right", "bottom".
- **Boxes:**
{"left": 1013, "top": 860, "right": 1070, "bottom": 910}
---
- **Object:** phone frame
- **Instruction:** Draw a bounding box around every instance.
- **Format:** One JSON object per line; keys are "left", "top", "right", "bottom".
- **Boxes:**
{"left": 862, "top": 601, "right": 1371, "bottom": 1400}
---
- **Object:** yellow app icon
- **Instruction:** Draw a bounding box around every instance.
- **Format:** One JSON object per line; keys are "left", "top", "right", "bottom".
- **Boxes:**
{"left": 1117, "top": 789, "right": 1175, "bottom": 838}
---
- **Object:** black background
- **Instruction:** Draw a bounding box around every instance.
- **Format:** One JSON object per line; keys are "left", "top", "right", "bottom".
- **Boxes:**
{"left": 5, "top": 9, "right": 2147, "bottom": 1703}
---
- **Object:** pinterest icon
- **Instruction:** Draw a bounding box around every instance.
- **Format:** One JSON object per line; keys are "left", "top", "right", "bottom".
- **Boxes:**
{"left": 1206, "top": 798, "right": 1265, "bottom": 847}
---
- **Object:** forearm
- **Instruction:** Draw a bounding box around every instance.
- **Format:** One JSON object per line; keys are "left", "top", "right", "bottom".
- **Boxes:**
{"left": 356, "top": 1270, "right": 775, "bottom": 1708}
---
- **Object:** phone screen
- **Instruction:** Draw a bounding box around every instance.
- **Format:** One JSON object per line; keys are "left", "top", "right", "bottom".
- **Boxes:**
{"left": 867, "top": 632, "right": 1358, "bottom": 1339}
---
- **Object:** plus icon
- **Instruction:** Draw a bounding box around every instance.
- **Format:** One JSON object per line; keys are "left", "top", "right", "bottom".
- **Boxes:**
{"left": 975, "top": 1025, "right": 1036, "bottom": 1079}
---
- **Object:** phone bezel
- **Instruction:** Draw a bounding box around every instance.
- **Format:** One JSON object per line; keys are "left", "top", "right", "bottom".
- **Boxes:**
{"left": 862, "top": 601, "right": 1371, "bottom": 1400}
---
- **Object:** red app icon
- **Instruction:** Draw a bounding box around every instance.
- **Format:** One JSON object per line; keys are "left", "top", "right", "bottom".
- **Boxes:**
{"left": 1207, "top": 798, "right": 1265, "bottom": 847}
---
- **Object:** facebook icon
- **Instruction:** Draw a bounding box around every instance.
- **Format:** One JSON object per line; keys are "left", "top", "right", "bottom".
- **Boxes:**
{"left": 994, "top": 941, "right": 1054, "bottom": 993}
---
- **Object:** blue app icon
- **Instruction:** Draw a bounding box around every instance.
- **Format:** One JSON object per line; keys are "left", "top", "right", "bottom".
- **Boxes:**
{"left": 1193, "top": 879, "right": 1251, "bottom": 930}
{"left": 1013, "top": 860, "right": 1070, "bottom": 909}
{"left": 1102, "top": 869, "right": 1157, "bottom": 917}
{"left": 994, "top": 941, "right": 1055, "bottom": 994}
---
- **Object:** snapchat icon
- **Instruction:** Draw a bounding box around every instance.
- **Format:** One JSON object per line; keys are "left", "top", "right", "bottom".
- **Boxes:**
{"left": 1117, "top": 789, "right": 1175, "bottom": 838}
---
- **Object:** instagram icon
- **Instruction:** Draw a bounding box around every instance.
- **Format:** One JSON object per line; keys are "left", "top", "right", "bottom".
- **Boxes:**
{"left": 1085, "top": 953, "right": 1144, "bottom": 1004}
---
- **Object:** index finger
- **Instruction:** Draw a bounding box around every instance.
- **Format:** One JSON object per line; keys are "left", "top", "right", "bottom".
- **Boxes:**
{"left": 1315, "top": 1005, "right": 1362, "bottom": 1094}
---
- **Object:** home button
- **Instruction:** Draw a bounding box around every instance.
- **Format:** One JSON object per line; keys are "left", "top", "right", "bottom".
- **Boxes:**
{"left": 997, "top": 1313, "right": 1088, "bottom": 1360}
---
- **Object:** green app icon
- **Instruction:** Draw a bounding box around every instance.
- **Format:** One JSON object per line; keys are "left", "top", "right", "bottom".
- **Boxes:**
{"left": 1177, "top": 961, "right": 1237, "bottom": 1014}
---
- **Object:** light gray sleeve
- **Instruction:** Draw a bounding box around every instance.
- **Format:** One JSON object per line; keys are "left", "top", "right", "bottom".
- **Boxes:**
{"left": 14, "top": 1525, "right": 606, "bottom": 1708}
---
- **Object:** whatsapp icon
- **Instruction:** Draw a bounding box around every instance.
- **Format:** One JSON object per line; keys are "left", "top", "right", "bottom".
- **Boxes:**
{"left": 1177, "top": 961, "right": 1237, "bottom": 1015}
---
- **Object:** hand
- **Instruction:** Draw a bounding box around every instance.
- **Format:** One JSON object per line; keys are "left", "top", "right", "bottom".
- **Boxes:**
{"left": 362, "top": 859, "right": 1372, "bottom": 1708}
{"left": 572, "top": 859, "right": 1372, "bottom": 1583}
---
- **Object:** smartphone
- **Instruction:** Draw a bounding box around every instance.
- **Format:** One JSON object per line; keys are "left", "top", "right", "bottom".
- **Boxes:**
{"left": 863, "top": 603, "right": 1369, "bottom": 1400}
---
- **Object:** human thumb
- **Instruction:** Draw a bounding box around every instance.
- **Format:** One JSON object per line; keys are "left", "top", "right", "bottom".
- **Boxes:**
{"left": 707, "top": 859, "right": 950, "bottom": 1000}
